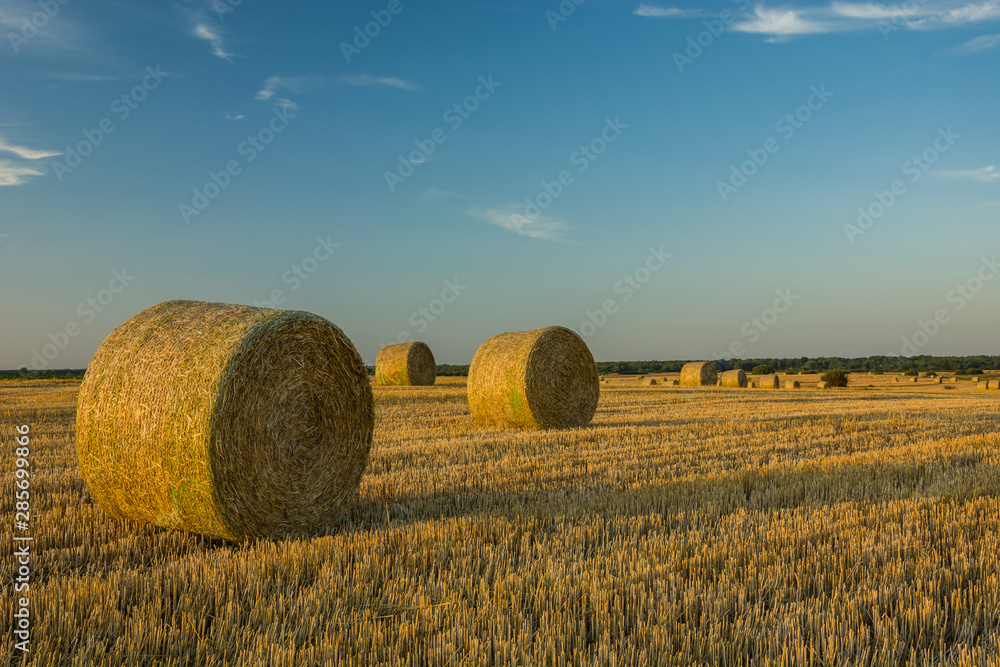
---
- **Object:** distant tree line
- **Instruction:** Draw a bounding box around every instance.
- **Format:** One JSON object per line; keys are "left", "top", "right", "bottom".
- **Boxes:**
{"left": 0, "top": 368, "right": 86, "bottom": 380}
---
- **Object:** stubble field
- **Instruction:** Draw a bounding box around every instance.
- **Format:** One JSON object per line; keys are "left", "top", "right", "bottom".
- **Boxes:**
{"left": 2, "top": 375, "right": 1000, "bottom": 666}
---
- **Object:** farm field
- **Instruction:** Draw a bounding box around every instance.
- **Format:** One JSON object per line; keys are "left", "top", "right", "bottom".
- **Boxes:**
{"left": 3, "top": 377, "right": 1000, "bottom": 666}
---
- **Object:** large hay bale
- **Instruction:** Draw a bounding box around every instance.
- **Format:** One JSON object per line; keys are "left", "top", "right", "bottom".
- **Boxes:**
{"left": 680, "top": 362, "right": 717, "bottom": 386}
{"left": 817, "top": 381, "right": 830, "bottom": 389}
{"left": 759, "top": 374, "right": 780, "bottom": 389}
{"left": 467, "top": 326, "right": 598, "bottom": 429}
{"left": 720, "top": 369, "right": 747, "bottom": 388}
{"left": 76, "top": 300, "right": 374, "bottom": 542}
{"left": 374, "top": 341, "right": 436, "bottom": 386}
{"left": 786, "top": 380, "right": 801, "bottom": 389}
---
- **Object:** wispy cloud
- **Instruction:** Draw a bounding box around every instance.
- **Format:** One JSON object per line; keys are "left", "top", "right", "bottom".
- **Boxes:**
{"left": 0, "top": 159, "right": 44, "bottom": 186}
{"left": 932, "top": 165, "right": 1000, "bottom": 181}
{"left": 633, "top": 4, "right": 704, "bottom": 18}
{"left": 339, "top": 74, "right": 420, "bottom": 91}
{"left": 733, "top": 6, "right": 832, "bottom": 37}
{"left": 224, "top": 113, "right": 244, "bottom": 120}
{"left": 0, "top": 137, "right": 61, "bottom": 160}
{"left": 192, "top": 22, "right": 233, "bottom": 60}
{"left": 468, "top": 206, "right": 572, "bottom": 242}
{"left": 953, "top": 31, "right": 1000, "bottom": 52}
{"left": 422, "top": 189, "right": 464, "bottom": 200}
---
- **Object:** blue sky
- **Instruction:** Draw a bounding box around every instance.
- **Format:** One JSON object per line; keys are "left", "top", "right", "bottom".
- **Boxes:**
{"left": 0, "top": 0, "right": 997, "bottom": 368}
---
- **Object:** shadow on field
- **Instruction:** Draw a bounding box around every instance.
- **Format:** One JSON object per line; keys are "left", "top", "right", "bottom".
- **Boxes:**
{"left": 349, "top": 454, "right": 998, "bottom": 531}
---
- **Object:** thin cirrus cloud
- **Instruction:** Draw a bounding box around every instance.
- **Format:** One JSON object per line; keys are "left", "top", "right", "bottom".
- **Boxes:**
{"left": 0, "top": 160, "right": 44, "bottom": 187}
{"left": 635, "top": 1, "right": 1000, "bottom": 39}
{"left": 932, "top": 165, "right": 1000, "bottom": 181}
{"left": 0, "top": 137, "right": 61, "bottom": 186}
{"left": 192, "top": 22, "right": 233, "bottom": 60}
{"left": 633, "top": 4, "right": 704, "bottom": 18}
{"left": 255, "top": 74, "right": 419, "bottom": 104}
{"left": 468, "top": 206, "right": 572, "bottom": 243}
{"left": 338, "top": 74, "right": 420, "bottom": 91}
{"left": 953, "top": 32, "right": 1000, "bottom": 51}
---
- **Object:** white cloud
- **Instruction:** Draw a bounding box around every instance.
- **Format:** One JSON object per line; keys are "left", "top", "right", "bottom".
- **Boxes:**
{"left": 633, "top": 4, "right": 702, "bottom": 18}
{"left": 192, "top": 22, "right": 233, "bottom": 60}
{"left": 339, "top": 74, "right": 420, "bottom": 91}
{"left": 468, "top": 206, "right": 572, "bottom": 242}
{"left": 944, "top": 1, "right": 1000, "bottom": 23}
{"left": 932, "top": 165, "right": 1000, "bottom": 181}
{"left": 224, "top": 113, "right": 244, "bottom": 120}
{"left": 0, "top": 137, "right": 61, "bottom": 160}
{"left": 274, "top": 98, "right": 298, "bottom": 112}
{"left": 733, "top": 6, "right": 831, "bottom": 36}
{"left": 255, "top": 76, "right": 285, "bottom": 100}
{"left": 953, "top": 32, "right": 1000, "bottom": 51}
{"left": 830, "top": 2, "right": 905, "bottom": 19}
{"left": 0, "top": 159, "right": 43, "bottom": 186}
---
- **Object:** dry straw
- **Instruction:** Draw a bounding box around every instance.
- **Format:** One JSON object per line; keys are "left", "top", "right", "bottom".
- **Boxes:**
{"left": 76, "top": 300, "right": 374, "bottom": 542}
{"left": 720, "top": 369, "right": 747, "bottom": 388}
{"left": 645, "top": 378, "right": 658, "bottom": 386}
{"left": 787, "top": 380, "right": 801, "bottom": 389}
{"left": 680, "top": 362, "right": 717, "bottom": 386}
{"left": 374, "top": 341, "right": 436, "bottom": 386}
{"left": 668, "top": 379, "right": 679, "bottom": 386}
{"left": 911, "top": 377, "right": 919, "bottom": 383}
{"left": 759, "top": 374, "right": 780, "bottom": 389}
{"left": 817, "top": 381, "right": 830, "bottom": 389}
{"left": 467, "top": 326, "right": 599, "bottom": 429}
{"left": 749, "top": 381, "right": 757, "bottom": 388}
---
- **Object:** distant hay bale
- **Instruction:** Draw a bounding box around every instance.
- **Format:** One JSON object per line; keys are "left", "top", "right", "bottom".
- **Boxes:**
{"left": 749, "top": 381, "right": 757, "bottom": 388}
{"left": 910, "top": 377, "right": 919, "bottom": 383}
{"left": 786, "top": 380, "right": 801, "bottom": 389}
{"left": 974, "top": 377, "right": 981, "bottom": 383}
{"left": 637, "top": 375, "right": 645, "bottom": 380}
{"left": 467, "top": 326, "right": 599, "bottom": 429}
{"left": 669, "top": 379, "right": 679, "bottom": 386}
{"left": 894, "top": 378, "right": 899, "bottom": 382}
{"left": 817, "top": 381, "right": 830, "bottom": 389}
{"left": 680, "top": 362, "right": 717, "bottom": 387}
{"left": 76, "top": 300, "right": 374, "bottom": 542}
{"left": 720, "top": 369, "right": 747, "bottom": 388}
{"left": 934, "top": 377, "right": 943, "bottom": 384}
{"left": 759, "top": 374, "right": 780, "bottom": 389}
{"left": 374, "top": 341, "right": 436, "bottom": 386}
{"left": 645, "top": 378, "right": 658, "bottom": 386}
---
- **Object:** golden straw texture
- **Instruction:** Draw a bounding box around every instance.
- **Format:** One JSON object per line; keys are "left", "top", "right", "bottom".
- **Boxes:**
{"left": 720, "top": 369, "right": 747, "bottom": 388}
{"left": 374, "top": 342, "right": 436, "bottom": 386}
{"left": 786, "top": 380, "right": 801, "bottom": 389}
{"left": 76, "top": 300, "right": 374, "bottom": 542}
{"left": 818, "top": 381, "right": 831, "bottom": 389}
{"left": 467, "top": 326, "right": 599, "bottom": 430}
{"left": 759, "top": 374, "right": 780, "bottom": 389}
{"left": 680, "top": 362, "right": 718, "bottom": 387}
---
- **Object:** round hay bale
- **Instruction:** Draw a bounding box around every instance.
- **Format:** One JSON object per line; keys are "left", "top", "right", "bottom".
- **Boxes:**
{"left": 374, "top": 341, "right": 436, "bottom": 386}
{"left": 910, "top": 377, "right": 919, "bottom": 383}
{"left": 990, "top": 380, "right": 1000, "bottom": 390}
{"left": 76, "top": 300, "right": 374, "bottom": 542}
{"left": 749, "top": 381, "right": 757, "bottom": 388}
{"left": 467, "top": 326, "right": 598, "bottom": 429}
{"left": 759, "top": 374, "right": 780, "bottom": 389}
{"left": 645, "top": 378, "right": 658, "bottom": 386}
{"left": 720, "top": 369, "right": 747, "bottom": 388}
{"left": 786, "top": 380, "right": 801, "bottom": 389}
{"left": 934, "top": 377, "right": 943, "bottom": 384}
{"left": 669, "top": 379, "right": 679, "bottom": 386}
{"left": 680, "top": 362, "right": 717, "bottom": 386}
{"left": 817, "top": 381, "right": 830, "bottom": 389}
{"left": 637, "top": 375, "right": 644, "bottom": 380}
{"left": 974, "top": 376, "right": 981, "bottom": 382}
